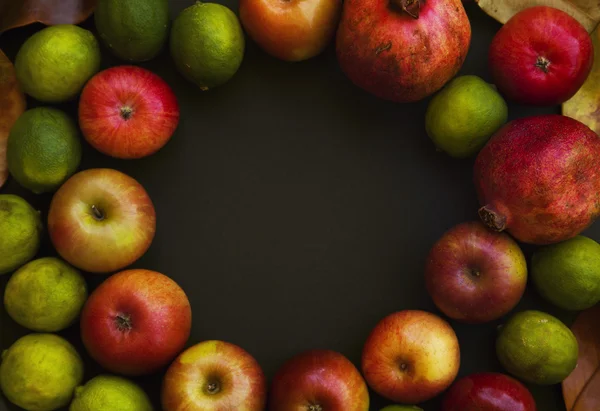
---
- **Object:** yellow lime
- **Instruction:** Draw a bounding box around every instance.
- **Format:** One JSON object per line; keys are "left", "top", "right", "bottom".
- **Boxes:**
{"left": 4, "top": 257, "right": 88, "bottom": 332}
{"left": 70, "top": 375, "right": 153, "bottom": 411}
{"left": 0, "top": 333, "right": 84, "bottom": 411}
{"left": 425, "top": 75, "right": 508, "bottom": 158}
{"left": 532, "top": 236, "right": 600, "bottom": 311}
{"left": 0, "top": 194, "right": 42, "bottom": 275}
{"left": 15, "top": 24, "right": 100, "bottom": 102}
{"left": 496, "top": 310, "right": 578, "bottom": 385}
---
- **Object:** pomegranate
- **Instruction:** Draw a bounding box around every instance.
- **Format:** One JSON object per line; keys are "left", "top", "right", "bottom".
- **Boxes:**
{"left": 336, "top": 0, "right": 471, "bottom": 103}
{"left": 474, "top": 114, "right": 600, "bottom": 245}
{"left": 489, "top": 6, "right": 594, "bottom": 106}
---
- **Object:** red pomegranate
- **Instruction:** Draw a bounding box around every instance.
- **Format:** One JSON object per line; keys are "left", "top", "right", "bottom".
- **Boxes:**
{"left": 474, "top": 115, "right": 600, "bottom": 245}
{"left": 336, "top": 0, "right": 471, "bottom": 103}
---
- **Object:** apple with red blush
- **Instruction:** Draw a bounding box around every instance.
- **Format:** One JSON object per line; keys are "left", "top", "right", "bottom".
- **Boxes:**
{"left": 239, "top": 0, "right": 342, "bottom": 62}
{"left": 79, "top": 65, "right": 180, "bottom": 159}
{"left": 425, "top": 221, "right": 528, "bottom": 323}
{"left": 362, "top": 310, "right": 460, "bottom": 404}
{"left": 80, "top": 269, "right": 192, "bottom": 376}
{"left": 269, "top": 349, "right": 369, "bottom": 411}
{"left": 489, "top": 6, "right": 593, "bottom": 105}
{"left": 442, "top": 372, "right": 536, "bottom": 411}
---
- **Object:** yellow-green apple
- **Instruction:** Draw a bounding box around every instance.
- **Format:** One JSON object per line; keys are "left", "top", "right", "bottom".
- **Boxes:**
{"left": 80, "top": 269, "right": 191, "bottom": 376}
{"left": 269, "top": 349, "right": 369, "bottom": 411}
{"left": 79, "top": 65, "right": 180, "bottom": 159}
{"left": 425, "top": 221, "right": 527, "bottom": 323}
{"left": 442, "top": 372, "right": 536, "bottom": 411}
{"left": 48, "top": 168, "right": 156, "bottom": 273}
{"left": 239, "top": 0, "right": 342, "bottom": 62}
{"left": 362, "top": 310, "right": 460, "bottom": 404}
{"left": 162, "top": 340, "right": 266, "bottom": 411}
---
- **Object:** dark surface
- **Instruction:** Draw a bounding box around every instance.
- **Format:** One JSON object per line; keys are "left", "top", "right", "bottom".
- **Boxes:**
{"left": 0, "top": 1, "right": 585, "bottom": 410}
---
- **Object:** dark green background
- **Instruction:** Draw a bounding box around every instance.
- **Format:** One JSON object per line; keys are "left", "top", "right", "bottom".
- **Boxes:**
{"left": 0, "top": 1, "right": 583, "bottom": 410}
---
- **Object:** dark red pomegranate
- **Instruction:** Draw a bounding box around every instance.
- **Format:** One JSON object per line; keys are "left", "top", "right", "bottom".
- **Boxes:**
{"left": 336, "top": 0, "right": 471, "bottom": 103}
{"left": 474, "top": 114, "right": 600, "bottom": 245}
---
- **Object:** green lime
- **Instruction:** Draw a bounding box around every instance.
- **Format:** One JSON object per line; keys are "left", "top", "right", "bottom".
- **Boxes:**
{"left": 95, "top": 0, "right": 170, "bottom": 62}
{"left": 496, "top": 310, "right": 578, "bottom": 385}
{"left": 0, "top": 333, "right": 84, "bottom": 411}
{"left": 4, "top": 257, "right": 87, "bottom": 332}
{"left": 532, "top": 236, "right": 600, "bottom": 310}
{"left": 380, "top": 406, "right": 423, "bottom": 411}
{"left": 14, "top": 24, "right": 100, "bottom": 102}
{"left": 425, "top": 75, "right": 508, "bottom": 158}
{"left": 7, "top": 107, "right": 82, "bottom": 193}
{"left": 0, "top": 194, "right": 42, "bottom": 275}
{"left": 70, "top": 375, "right": 152, "bottom": 411}
{"left": 170, "top": 2, "right": 245, "bottom": 90}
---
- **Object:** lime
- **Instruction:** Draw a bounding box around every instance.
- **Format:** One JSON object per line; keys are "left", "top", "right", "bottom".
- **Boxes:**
{"left": 425, "top": 75, "right": 508, "bottom": 158}
{"left": 496, "top": 310, "right": 578, "bottom": 385}
{"left": 0, "top": 333, "right": 84, "bottom": 411}
{"left": 380, "top": 406, "right": 423, "bottom": 411}
{"left": 4, "top": 257, "right": 87, "bottom": 332}
{"left": 532, "top": 236, "right": 600, "bottom": 310}
{"left": 170, "top": 2, "right": 245, "bottom": 90}
{"left": 70, "top": 374, "right": 153, "bottom": 411}
{"left": 15, "top": 24, "right": 100, "bottom": 102}
{"left": 0, "top": 194, "right": 42, "bottom": 275}
{"left": 7, "top": 107, "right": 82, "bottom": 193}
{"left": 95, "top": 0, "right": 170, "bottom": 62}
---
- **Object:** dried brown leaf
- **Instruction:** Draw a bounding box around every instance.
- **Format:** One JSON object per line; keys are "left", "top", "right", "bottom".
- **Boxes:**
{"left": 0, "top": 50, "right": 26, "bottom": 189}
{"left": 562, "top": 304, "right": 600, "bottom": 411}
{"left": 563, "top": 26, "right": 600, "bottom": 135}
{"left": 475, "top": 0, "right": 600, "bottom": 33}
{"left": 0, "top": 0, "right": 97, "bottom": 34}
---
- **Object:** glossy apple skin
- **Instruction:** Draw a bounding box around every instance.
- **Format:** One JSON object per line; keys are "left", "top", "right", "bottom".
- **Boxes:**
{"left": 48, "top": 168, "right": 156, "bottom": 273}
{"left": 79, "top": 65, "right": 179, "bottom": 159}
{"left": 489, "top": 6, "right": 593, "bottom": 106}
{"left": 239, "top": 0, "right": 342, "bottom": 62}
{"left": 425, "top": 221, "right": 527, "bottom": 323}
{"left": 269, "top": 349, "right": 369, "bottom": 411}
{"left": 80, "top": 269, "right": 192, "bottom": 376}
{"left": 362, "top": 310, "right": 460, "bottom": 404}
{"left": 162, "top": 340, "right": 267, "bottom": 411}
{"left": 442, "top": 372, "right": 536, "bottom": 411}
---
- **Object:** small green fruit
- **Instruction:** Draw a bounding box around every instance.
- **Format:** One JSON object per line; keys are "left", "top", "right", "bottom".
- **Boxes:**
{"left": 0, "top": 194, "right": 42, "bottom": 275}
{"left": 0, "top": 333, "right": 84, "bottom": 411}
{"left": 69, "top": 375, "right": 153, "bottom": 411}
{"left": 425, "top": 75, "right": 508, "bottom": 158}
{"left": 532, "top": 235, "right": 600, "bottom": 310}
{"left": 4, "top": 257, "right": 88, "bottom": 332}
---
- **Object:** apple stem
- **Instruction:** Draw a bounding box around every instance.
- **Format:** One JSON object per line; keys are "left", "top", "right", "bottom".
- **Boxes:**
{"left": 478, "top": 205, "right": 507, "bottom": 232}
{"left": 392, "top": 0, "right": 422, "bottom": 19}
{"left": 535, "top": 56, "right": 551, "bottom": 73}
{"left": 120, "top": 106, "right": 134, "bottom": 120}
{"left": 91, "top": 205, "right": 105, "bottom": 221}
{"left": 308, "top": 405, "right": 323, "bottom": 411}
{"left": 115, "top": 313, "right": 132, "bottom": 331}
{"left": 205, "top": 381, "right": 221, "bottom": 395}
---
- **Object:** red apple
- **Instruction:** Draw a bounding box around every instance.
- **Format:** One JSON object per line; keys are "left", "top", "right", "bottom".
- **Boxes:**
{"left": 269, "top": 349, "right": 369, "bottom": 411}
{"left": 362, "top": 310, "right": 460, "bottom": 404}
{"left": 79, "top": 65, "right": 179, "bottom": 159}
{"left": 48, "top": 168, "right": 156, "bottom": 273}
{"left": 489, "top": 6, "right": 593, "bottom": 106}
{"left": 425, "top": 221, "right": 528, "bottom": 324}
{"left": 239, "top": 0, "right": 342, "bottom": 62}
{"left": 80, "top": 269, "right": 192, "bottom": 376}
{"left": 162, "top": 340, "right": 267, "bottom": 411}
{"left": 442, "top": 372, "right": 537, "bottom": 411}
